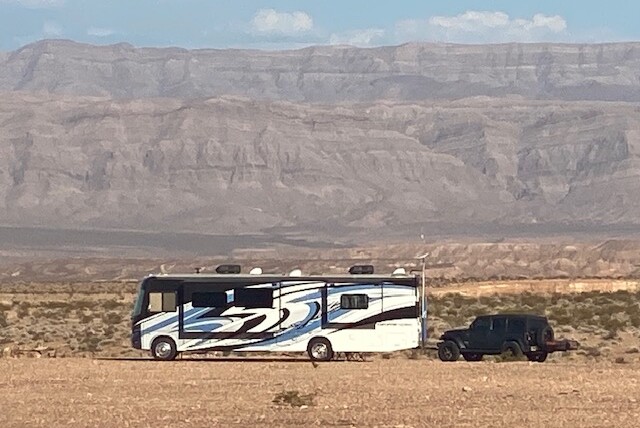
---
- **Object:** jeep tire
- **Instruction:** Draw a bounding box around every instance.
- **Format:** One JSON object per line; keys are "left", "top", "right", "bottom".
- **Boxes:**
{"left": 536, "top": 326, "right": 554, "bottom": 347}
{"left": 527, "top": 351, "right": 548, "bottom": 363}
{"left": 503, "top": 342, "right": 524, "bottom": 358}
{"left": 438, "top": 341, "right": 461, "bottom": 362}
{"left": 462, "top": 353, "right": 483, "bottom": 362}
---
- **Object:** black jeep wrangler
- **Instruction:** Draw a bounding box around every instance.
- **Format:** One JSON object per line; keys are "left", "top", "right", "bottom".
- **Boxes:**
{"left": 437, "top": 314, "right": 578, "bottom": 363}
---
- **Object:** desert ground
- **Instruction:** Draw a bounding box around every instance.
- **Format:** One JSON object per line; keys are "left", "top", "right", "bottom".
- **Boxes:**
{"left": 1, "top": 358, "right": 639, "bottom": 427}
{"left": 1, "top": 251, "right": 640, "bottom": 427}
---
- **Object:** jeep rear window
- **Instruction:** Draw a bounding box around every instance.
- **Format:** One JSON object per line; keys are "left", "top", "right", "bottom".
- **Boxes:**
{"left": 507, "top": 318, "right": 526, "bottom": 333}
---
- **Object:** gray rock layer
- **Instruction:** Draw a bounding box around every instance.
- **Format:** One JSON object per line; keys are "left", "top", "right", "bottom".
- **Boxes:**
{"left": 1, "top": 92, "right": 639, "bottom": 236}
{"left": 3, "top": 40, "right": 640, "bottom": 102}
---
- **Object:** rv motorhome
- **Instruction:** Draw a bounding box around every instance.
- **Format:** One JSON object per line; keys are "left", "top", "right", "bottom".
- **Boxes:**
{"left": 131, "top": 265, "right": 421, "bottom": 361}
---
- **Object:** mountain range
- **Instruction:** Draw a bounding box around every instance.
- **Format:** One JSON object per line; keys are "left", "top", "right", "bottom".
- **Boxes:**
{"left": 1, "top": 40, "right": 640, "bottom": 251}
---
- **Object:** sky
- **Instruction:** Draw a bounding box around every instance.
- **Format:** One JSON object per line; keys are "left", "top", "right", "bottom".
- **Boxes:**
{"left": 0, "top": 0, "right": 638, "bottom": 51}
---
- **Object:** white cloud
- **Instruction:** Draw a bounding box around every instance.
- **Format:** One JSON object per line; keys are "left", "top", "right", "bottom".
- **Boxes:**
{"left": 0, "top": 0, "right": 64, "bottom": 8}
{"left": 329, "top": 28, "right": 385, "bottom": 47}
{"left": 397, "top": 10, "right": 568, "bottom": 43}
{"left": 42, "top": 21, "right": 63, "bottom": 37}
{"left": 87, "top": 27, "right": 115, "bottom": 37}
{"left": 251, "top": 8, "right": 313, "bottom": 35}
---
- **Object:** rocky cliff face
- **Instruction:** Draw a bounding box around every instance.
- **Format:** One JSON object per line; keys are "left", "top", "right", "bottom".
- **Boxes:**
{"left": 0, "top": 40, "right": 639, "bottom": 245}
{"left": 3, "top": 40, "right": 640, "bottom": 102}
{"left": 1, "top": 91, "right": 639, "bottom": 238}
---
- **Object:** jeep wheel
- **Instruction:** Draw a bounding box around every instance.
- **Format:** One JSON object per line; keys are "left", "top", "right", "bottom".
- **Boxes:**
{"left": 438, "top": 341, "right": 460, "bottom": 362}
{"left": 463, "top": 353, "right": 483, "bottom": 362}
{"left": 527, "top": 352, "right": 548, "bottom": 363}
{"left": 503, "top": 342, "right": 524, "bottom": 359}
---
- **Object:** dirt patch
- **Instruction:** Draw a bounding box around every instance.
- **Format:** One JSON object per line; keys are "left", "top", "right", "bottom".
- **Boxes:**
{"left": 0, "top": 359, "right": 638, "bottom": 427}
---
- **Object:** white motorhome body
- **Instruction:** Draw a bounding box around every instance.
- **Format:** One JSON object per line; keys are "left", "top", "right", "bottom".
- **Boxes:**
{"left": 131, "top": 272, "right": 420, "bottom": 360}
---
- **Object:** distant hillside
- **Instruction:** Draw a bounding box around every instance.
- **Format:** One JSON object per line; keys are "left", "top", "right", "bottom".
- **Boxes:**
{"left": 3, "top": 40, "right": 640, "bottom": 102}
{"left": 0, "top": 40, "right": 640, "bottom": 247}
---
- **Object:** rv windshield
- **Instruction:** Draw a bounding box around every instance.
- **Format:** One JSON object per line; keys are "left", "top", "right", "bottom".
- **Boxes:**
{"left": 132, "top": 281, "right": 146, "bottom": 318}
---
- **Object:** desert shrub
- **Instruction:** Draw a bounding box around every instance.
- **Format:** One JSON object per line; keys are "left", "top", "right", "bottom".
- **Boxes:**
{"left": 571, "top": 305, "right": 595, "bottom": 327}
{"left": 408, "top": 349, "right": 421, "bottom": 359}
{"left": 80, "top": 312, "right": 95, "bottom": 323}
{"left": 27, "top": 329, "right": 44, "bottom": 341}
{"left": 478, "top": 295, "right": 503, "bottom": 307}
{"left": 68, "top": 301, "right": 95, "bottom": 311}
{"left": 77, "top": 330, "right": 101, "bottom": 353}
{"left": 102, "top": 325, "right": 115, "bottom": 339}
{"left": 31, "top": 309, "right": 64, "bottom": 320}
{"left": 42, "top": 301, "right": 71, "bottom": 310}
{"left": 547, "top": 306, "right": 573, "bottom": 326}
{"left": 103, "top": 300, "right": 126, "bottom": 310}
{"left": 16, "top": 302, "right": 30, "bottom": 318}
{"left": 272, "top": 390, "right": 316, "bottom": 408}
{"left": 584, "top": 347, "right": 602, "bottom": 358}
{"left": 102, "top": 311, "right": 123, "bottom": 325}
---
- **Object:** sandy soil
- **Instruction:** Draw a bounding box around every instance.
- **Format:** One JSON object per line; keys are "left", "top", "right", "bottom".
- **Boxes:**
{"left": 1, "top": 358, "right": 639, "bottom": 427}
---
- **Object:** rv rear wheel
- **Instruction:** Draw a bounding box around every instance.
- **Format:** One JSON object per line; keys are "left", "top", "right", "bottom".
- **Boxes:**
{"left": 151, "top": 337, "right": 177, "bottom": 361}
{"left": 307, "top": 338, "right": 333, "bottom": 361}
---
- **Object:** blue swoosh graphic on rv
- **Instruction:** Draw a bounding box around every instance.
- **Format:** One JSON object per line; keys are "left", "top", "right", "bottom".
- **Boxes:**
{"left": 182, "top": 321, "right": 225, "bottom": 331}
{"left": 145, "top": 306, "right": 209, "bottom": 334}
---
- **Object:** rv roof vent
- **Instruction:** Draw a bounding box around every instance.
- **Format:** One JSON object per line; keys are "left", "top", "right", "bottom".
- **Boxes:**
{"left": 289, "top": 268, "right": 302, "bottom": 277}
{"left": 392, "top": 267, "right": 406, "bottom": 275}
{"left": 249, "top": 267, "right": 263, "bottom": 275}
{"left": 349, "top": 265, "right": 374, "bottom": 275}
{"left": 215, "top": 264, "right": 241, "bottom": 274}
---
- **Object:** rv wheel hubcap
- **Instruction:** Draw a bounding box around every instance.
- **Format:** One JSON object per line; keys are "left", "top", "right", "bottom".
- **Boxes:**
{"left": 311, "top": 343, "right": 328, "bottom": 359}
{"left": 155, "top": 342, "right": 172, "bottom": 358}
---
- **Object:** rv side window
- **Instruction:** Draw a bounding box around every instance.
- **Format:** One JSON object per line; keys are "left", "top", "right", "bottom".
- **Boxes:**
{"left": 340, "top": 294, "right": 368, "bottom": 310}
{"left": 234, "top": 288, "right": 273, "bottom": 308}
{"left": 192, "top": 292, "right": 228, "bottom": 308}
{"left": 148, "top": 291, "right": 177, "bottom": 312}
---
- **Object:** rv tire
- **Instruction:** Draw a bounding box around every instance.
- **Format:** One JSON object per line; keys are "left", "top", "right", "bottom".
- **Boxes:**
{"left": 307, "top": 337, "right": 333, "bottom": 362}
{"left": 151, "top": 336, "right": 177, "bottom": 361}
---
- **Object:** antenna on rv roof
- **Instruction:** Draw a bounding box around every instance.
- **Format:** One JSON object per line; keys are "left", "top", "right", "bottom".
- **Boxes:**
{"left": 415, "top": 252, "right": 430, "bottom": 350}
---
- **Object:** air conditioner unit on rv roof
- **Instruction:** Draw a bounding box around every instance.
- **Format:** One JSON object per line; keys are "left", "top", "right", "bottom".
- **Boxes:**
{"left": 349, "top": 265, "right": 374, "bottom": 275}
{"left": 216, "top": 264, "right": 241, "bottom": 274}
{"left": 289, "top": 269, "right": 302, "bottom": 277}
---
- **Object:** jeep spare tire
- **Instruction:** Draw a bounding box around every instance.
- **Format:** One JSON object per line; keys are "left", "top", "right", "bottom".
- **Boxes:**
{"left": 537, "top": 326, "right": 554, "bottom": 347}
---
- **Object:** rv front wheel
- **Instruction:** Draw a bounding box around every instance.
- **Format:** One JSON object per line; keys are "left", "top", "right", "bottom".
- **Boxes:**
{"left": 151, "top": 337, "right": 177, "bottom": 361}
{"left": 307, "top": 338, "right": 333, "bottom": 362}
